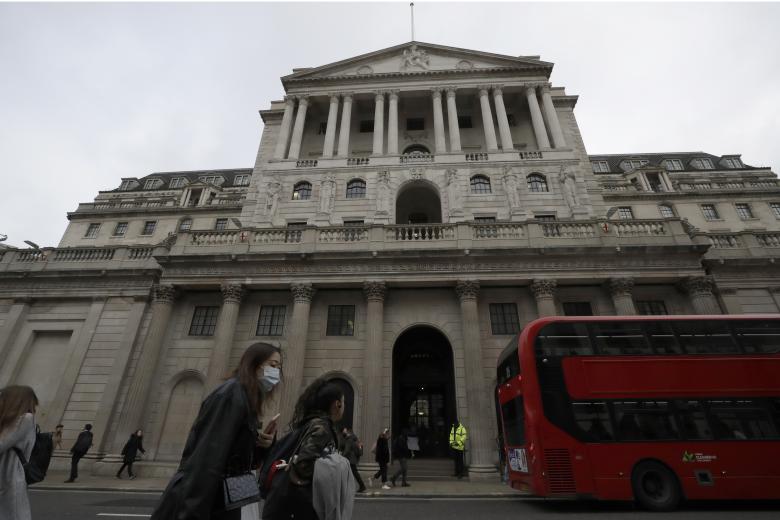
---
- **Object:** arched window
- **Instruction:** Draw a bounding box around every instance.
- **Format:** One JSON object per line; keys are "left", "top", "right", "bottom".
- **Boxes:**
{"left": 470, "top": 175, "right": 491, "bottom": 194}
{"left": 527, "top": 174, "right": 548, "bottom": 192}
{"left": 178, "top": 217, "right": 193, "bottom": 232}
{"left": 292, "top": 181, "right": 312, "bottom": 200}
{"left": 346, "top": 179, "right": 366, "bottom": 199}
{"left": 658, "top": 204, "right": 675, "bottom": 218}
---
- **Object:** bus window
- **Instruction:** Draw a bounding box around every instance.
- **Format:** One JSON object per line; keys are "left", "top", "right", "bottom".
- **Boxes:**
{"left": 590, "top": 322, "right": 652, "bottom": 355}
{"left": 497, "top": 351, "right": 520, "bottom": 385}
{"left": 613, "top": 401, "right": 679, "bottom": 440}
{"left": 675, "top": 321, "right": 739, "bottom": 354}
{"left": 733, "top": 321, "right": 780, "bottom": 353}
{"left": 572, "top": 402, "right": 613, "bottom": 441}
{"left": 708, "top": 399, "right": 779, "bottom": 440}
{"left": 501, "top": 396, "right": 526, "bottom": 446}
{"left": 536, "top": 322, "right": 593, "bottom": 356}
{"left": 644, "top": 321, "right": 683, "bottom": 354}
{"left": 675, "top": 400, "right": 713, "bottom": 440}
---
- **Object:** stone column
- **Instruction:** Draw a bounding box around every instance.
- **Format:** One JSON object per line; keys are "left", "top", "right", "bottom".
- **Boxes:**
{"left": 540, "top": 85, "right": 566, "bottom": 148}
{"left": 681, "top": 276, "right": 721, "bottom": 315}
{"left": 372, "top": 92, "right": 385, "bottom": 156}
{"left": 387, "top": 91, "right": 399, "bottom": 155}
{"left": 359, "top": 281, "right": 387, "bottom": 473}
{"left": 525, "top": 86, "right": 551, "bottom": 150}
{"left": 492, "top": 86, "right": 514, "bottom": 151}
{"left": 431, "top": 88, "right": 447, "bottom": 154}
{"left": 455, "top": 280, "right": 497, "bottom": 479}
{"left": 206, "top": 283, "right": 246, "bottom": 390}
{"left": 446, "top": 88, "right": 462, "bottom": 153}
{"left": 607, "top": 278, "right": 637, "bottom": 315}
{"left": 278, "top": 282, "right": 316, "bottom": 427}
{"left": 531, "top": 279, "right": 558, "bottom": 316}
{"left": 287, "top": 95, "right": 309, "bottom": 160}
{"left": 113, "top": 284, "right": 177, "bottom": 448}
{"left": 0, "top": 298, "right": 31, "bottom": 375}
{"left": 273, "top": 96, "right": 296, "bottom": 160}
{"left": 478, "top": 86, "right": 498, "bottom": 152}
{"left": 322, "top": 94, "right": 340, "bottom": 158}
{"left": 337, "top": 93, "right": 353, "bottom": 157}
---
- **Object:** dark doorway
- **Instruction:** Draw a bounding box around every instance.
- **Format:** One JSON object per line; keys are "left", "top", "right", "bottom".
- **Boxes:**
{"left": 392, "top": 326, "right": 456, "bottom": 458}
{"left": 328, "top": 377, "right": 354, "bottom": 432}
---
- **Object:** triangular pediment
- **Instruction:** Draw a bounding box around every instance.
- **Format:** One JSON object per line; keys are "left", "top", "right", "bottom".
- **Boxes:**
{"left": 283, "top": 41, "right": 552, "bottom": 82}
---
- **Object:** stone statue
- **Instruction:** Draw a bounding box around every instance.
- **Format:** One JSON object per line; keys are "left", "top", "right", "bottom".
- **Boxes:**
{"left": 445, "top": 169, "right": 462, "bottom": 215}
{"left": 401, "top": 44, "right": 430, "bottom": 70}
{"left": 265, "top": 175, "right": 282, "bottom": 218}
{"left": 376, "top": 170, "right": 391, "bottom": 214}
{"left": 501, "top": 168, "right": 521, "bottom": 210}
{"left": 319, "top": 174, "right": 336, "bottom": 214}
{"left": 559, "top": 166, "right": 579, "bottom": 208}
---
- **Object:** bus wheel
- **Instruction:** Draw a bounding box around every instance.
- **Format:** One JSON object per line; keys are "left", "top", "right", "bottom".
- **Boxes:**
{"left": 631, "top": 461, "right": 681, "bottom": 512}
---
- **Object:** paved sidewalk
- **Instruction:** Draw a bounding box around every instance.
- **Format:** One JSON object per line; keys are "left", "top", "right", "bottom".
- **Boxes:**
{"left": 34, "top": 470, "right": 525, "bottom": 498}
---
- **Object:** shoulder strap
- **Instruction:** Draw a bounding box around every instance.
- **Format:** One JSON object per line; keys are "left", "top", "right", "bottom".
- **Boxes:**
{"left": 13, "top": 447, "right": 28, "bottom": 466}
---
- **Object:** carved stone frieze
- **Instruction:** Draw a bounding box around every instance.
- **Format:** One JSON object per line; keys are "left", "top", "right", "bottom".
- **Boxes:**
{"left": 363, "top": 281, "right": 387, "bottom": 302}
{"left": 220, "top": 283, "right": 246, "bottom": 304}
{"left": 455, "top": 280, "right": 480, "bottom": 302}
{"left": 530, "top": 279, "right": 557, "bottom": 299}
{"left": 291, "top": 282, "right": 316, "bottom": 303}
{"left": 607, "top": 277, "right": 635, "bottom": 297}
{"left": 153, "top": 284, "right": 178, "bottom": 304}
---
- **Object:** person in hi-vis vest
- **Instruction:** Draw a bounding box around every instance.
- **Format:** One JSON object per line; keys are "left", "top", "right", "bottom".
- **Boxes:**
{"left": 449, "top": 418, "right": 468, "bottom": 478}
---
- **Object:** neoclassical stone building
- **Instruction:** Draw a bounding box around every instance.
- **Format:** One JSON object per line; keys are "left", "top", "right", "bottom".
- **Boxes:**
{"left": 1, "top": 42, "right": 779, "bottom": 479}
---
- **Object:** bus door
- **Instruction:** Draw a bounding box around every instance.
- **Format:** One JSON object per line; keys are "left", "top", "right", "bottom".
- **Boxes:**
{"left": 497, "top": 375, "right": 531, "bottom": 490}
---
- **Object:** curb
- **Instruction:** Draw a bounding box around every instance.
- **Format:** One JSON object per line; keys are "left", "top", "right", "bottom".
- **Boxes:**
{"left": 31, "top": 485, "right": 164, "bottom": 494}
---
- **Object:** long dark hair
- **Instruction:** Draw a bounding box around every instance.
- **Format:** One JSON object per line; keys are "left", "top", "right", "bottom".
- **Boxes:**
{"left": 291, "top": 376, "right": 343, "bottom": 428}
{"left": 232, "top": 342, "right": 281, "bottom": 416}
{"left": 0, "top": 385, "right": 38, "bottom": 437}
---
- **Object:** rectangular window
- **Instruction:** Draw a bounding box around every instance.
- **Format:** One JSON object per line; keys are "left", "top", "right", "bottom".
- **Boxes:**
{"left": 771, "top": 203, "right": 780, "bottom": 219}
{"left": 659, "top": 205, "right": 675, "bottom": 218}
{"left": 215, "top": 218, "right": 228, "bottom": 231}
{"left": 489, "top": 303, "right": 520, "bottom": 335}
{"left": 189, "top": 306, "right": 219, "bottom": 336}
{"left": 572, "top": 401, "right": 614, "bottom": 441}
{"left": 636, "top": 301, "right": 668, "bottom": 315}
{"left": 326, "top": 305, "right": 355, "bottom": 336}
{"left": 474, "top": 216, "right": 496, "bottom": 223}
{"left": 562, "top": 302, "right": 593, "bottom": 316}
{"left": 591, "top": 322, "right": 652, "bottom": 355}
{"left": 84, "top": 223, "right": 101, "bottom": 238}
{"left": 457, "top": 116, "right": 472, "bottom": 129}
{"left": 646, "top": 173, "right": 665, "bottom": 192}
{"left": 257, "top": 305, "right": 286, "bottom": 336}
{"left": 234, "top": 174, "right": 250, "bottom": 186}
{"left": 701, "top": 203, "right": 720, "bottom": 220}
{"left": 359, "top": 120, "right": 374, "bottom": 133}
{"left": 170, "top": 177, "right": 186, "bottom": 188}
{"left": 665, "top": 159, "right": 683, "bottom": 171}
{"left": 733, "top": 320, "right": 780, "bottom": 354}
{"left": 591, "top": 160, "right": 610, "bottom": 173}
{"left": 617, "top": 207, "right": 634, "bottom": 220}
{"left": 406, "top": 118, "right": 425, "bottom": 131}
{"left": 674, "top": 320, "right": 739, "bottom": 354}
{"left": 535, "top": 322, "right": 594, "bottom": 356}
{"left": 693, "top": 158, "right": 714, "bottom": 170}
{"left": 723, "top": 157, "right": 743, "bottom": 168}
{"left": 112, "top": 222, "right": 128, "bottom": 237}
{"left": 141, "top": 221, "right": 157, "bottom": 235}
{"left": 708, "top": 399, "right": 778, "bottom": 440}
{"left": 144, "top": 179, "right": 159, "bottom": 190}
{"left": 613, "top": 400, "right": 679, "bottom": 441}
{"left": 119, "top": 180, "right": 134, "bottom": 191}
{"left": 735, "top": 203, "right": 754, "bottom": 219}
{"left": 675, "top": 400, "right": 713, "bottom": 440}
{"left": 343, "top": 220, "right": 365, "bottom": 226}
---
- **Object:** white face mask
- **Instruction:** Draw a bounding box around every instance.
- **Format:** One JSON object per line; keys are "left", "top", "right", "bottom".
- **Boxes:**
{"left": 259, "top": 366, "right": 281, "bottom": 392}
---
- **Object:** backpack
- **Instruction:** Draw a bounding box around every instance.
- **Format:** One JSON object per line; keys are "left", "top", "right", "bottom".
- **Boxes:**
{"left": 14, "top": 426, "right": 54, "bottom": 485}
{"left": 257, "top": 427, "right": 304, "bottom": 499}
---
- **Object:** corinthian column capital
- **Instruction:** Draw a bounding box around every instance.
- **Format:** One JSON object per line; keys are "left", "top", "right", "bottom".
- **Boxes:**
{"left": 152, "top": 284, "right": 177, "bottom": 304}
{"left": 530, "top": 279, "right": 557, "bottom": 299}
{"left": 607, "top": 277, "right": 635, "bottom": 297}
{"left": 363, "top": 281, "right": 387, "bottom": 302}
{"left": 291, "top": 282, "right": 316, "bottom": 303}
{"left": 455, "top": 280, "right": 480, "bottom": 302}
{"left": 220, "top": 283, "right": 246, "bottom": 304}
{"left": 680, "top": 276, "right": 716, "bottom": 297}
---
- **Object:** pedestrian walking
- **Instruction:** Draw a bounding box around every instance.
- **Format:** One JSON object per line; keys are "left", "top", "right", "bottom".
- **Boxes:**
{"left": 262, "top": 377, "right": 354, "bottom": 520}
{"left": 406, "top": 428, "right": 419, "bottom": 459}
{"left": 116, "top": 429, "right": 145, "bottom": 479}
{"left": 53, "top": 424, "right": 63, "bottom": 450}
{"left": 65, "top": 423, "right": 93, "bottom": 482}
{"left": 389, "top": 429, "right": 411, "bottom": 487}
{"left": 449, "top": 418, "right": 468, "bottom": 479}
{"left": 151, "top": 342, "right": 282, "bottom": 520}
{"left": 370, "top": 428, "right": 391, "bottom": 490}
{"left": 341, "top": 427, "right": 366, "bottom": 493}
{"left": 0, "top": 385, "right": 38, "bottom": 520}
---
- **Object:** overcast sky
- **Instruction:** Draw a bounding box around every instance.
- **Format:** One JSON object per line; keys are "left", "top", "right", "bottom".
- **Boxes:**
{"left": 1, "top": 1, "right": 779, "bottom": 247}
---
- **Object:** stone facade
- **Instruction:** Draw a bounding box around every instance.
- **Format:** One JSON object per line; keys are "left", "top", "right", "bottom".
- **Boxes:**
{"left": 1, "top": 42, "right": 779, "bottom": 480}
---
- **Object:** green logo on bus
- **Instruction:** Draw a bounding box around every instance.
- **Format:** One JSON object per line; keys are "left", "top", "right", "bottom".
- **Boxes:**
{"left": 682, "top": 451, "right": 695, "bottom": 462}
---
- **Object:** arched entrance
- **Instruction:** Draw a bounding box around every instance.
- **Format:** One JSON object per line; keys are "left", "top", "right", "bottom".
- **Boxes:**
{"left": 395, "top": 181, "right": 442, "bottom": 224}
{"left": 328, "top": 377, "right": 355, "bottom": 433}
{"left": 392, "top": 326, "right": 456, "bottom": 458}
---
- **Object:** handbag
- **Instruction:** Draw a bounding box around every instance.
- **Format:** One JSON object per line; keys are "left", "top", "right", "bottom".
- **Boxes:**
{"left": 222, "top": 470, "right": 260, "bottom": 510}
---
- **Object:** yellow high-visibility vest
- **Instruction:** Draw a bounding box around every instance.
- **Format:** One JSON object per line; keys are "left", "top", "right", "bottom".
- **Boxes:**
{"left": 449, "top": 424, "right": 468, "bottom": 451}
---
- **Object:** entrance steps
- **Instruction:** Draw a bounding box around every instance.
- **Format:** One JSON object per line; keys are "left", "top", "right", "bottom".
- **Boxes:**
{"left": 403, "top": 457, "right": 458, "bottom": 480}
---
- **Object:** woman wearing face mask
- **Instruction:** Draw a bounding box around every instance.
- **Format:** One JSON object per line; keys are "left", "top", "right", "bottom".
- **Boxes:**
{"left": 151, "top": 342, "right": 282, "bottom": 520}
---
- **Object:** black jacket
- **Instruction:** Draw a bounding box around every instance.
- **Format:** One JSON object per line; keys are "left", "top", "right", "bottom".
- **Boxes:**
{"left": 121, "top": 434, "right": 146, "bottom": 464}
{"left": 71, "top": 430, "right": 93, "bottom": 456}
{"left": 392, "top": 434, "right": 410, "bottom": 460}
{"left": 341, "top": 432, "right": 361, "bottom": 466}
{"left": 374, "top": 436, "right": 389, "bottom": 465}
{"left": 151, "top": 378, "right": 261, "bottom": 520}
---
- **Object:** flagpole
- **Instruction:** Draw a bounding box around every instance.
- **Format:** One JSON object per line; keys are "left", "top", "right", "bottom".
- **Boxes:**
{"left": 410, "top": 2, "right": 415, "bottom": 41}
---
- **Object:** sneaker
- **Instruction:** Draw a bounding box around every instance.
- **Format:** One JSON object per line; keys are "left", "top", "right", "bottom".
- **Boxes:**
{"left": 381, "top": 484, "right": 391, "bottom": 490}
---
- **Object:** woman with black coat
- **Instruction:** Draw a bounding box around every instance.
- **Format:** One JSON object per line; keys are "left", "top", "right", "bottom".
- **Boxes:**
{"left": 371, "top": 428, "right": 390, "bottom": 489}
{"left": 117, "top": 429, "right": 145, "bottom": 479}
{"left": 151, "top": 342, "right": 282, "bottom": 520}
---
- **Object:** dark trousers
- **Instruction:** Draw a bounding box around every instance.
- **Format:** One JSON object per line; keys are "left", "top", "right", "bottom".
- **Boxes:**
{"left": 373, "top": 462, "right": 388, "bottom": 483}
{"left": 391, "top": 458, "right": 408, "bottom": 484}
{"left": 117, "top": 461, "right": 135, "bottom": 477}
{"left": 69, "top": 452, "right": 84, "bottom": 480}
{"left": 453, "top": 449, "right": 465, "bottom": 477}
{"left": 350, "top": 463, "right": 366, "bottom": 491}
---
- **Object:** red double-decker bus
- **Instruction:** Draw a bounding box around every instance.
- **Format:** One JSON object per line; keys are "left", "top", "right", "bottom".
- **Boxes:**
{"left": 496, "top": 315, "right": 780, "bottom": 511}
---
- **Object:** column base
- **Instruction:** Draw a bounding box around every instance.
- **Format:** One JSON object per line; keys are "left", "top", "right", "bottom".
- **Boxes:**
{"left": 468, "top": 464, "right": 500, "bottom": 481}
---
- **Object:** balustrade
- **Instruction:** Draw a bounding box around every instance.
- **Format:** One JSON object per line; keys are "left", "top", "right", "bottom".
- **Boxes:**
{"left": 17, "top": 250, "right": 43, "bottom": 262}
{"left": 385, "top": 224, "right": 455, "bottom": 241}
{"left": 52, "top": 248, "right": 115, "bottom": 262}
{"left": 542, "top": 222, "right": 596, "bottom": 238}
{"left": 347, "top": 158, "right": 370, "bottom": 166}
{"left": 708, "top": 234, "right": 741, "bottom": 248}
{"left": 750, "top": 180, "right": 778, "bottom": 188}
{"left": 518, "top": 151, "right": 543, "bottom": 160}
{"left": 756, "top": 233, "right": 780, "bottom": 247}
{"left": 613, "top": 220, "right": 667, "bottom": 237}
{"left": 318, "top": 226, "right": 368, "bottom": 243}
{"left": 253, "top": 229, "right": 302, "bottom": 244}
{"left": 472, "top": 223, "right": 525, "bottom": 240}
{"left": 190, "top": 230, "right": 239, "bottom": 246}
{"left": 128, "top": 247, "right": 154, "bottom": 259}
{"left": 465, "top": 153, "right": 488, "bottom": 162}
{"left": 400, "top": 153, "right": 434, "bottom": 164}
{"left": 296, "top": 160, "right": 318, "bottom": 168}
